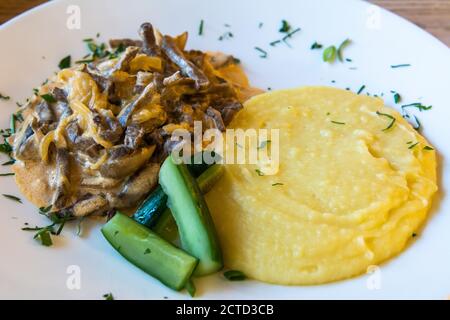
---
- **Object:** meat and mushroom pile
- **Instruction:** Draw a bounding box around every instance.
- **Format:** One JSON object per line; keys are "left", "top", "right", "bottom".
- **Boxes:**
{"left": 12, "top": 22, "right": 259, "bottom": 219}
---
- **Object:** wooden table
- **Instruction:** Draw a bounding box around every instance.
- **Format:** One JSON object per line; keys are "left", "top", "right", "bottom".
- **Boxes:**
{"left": 1, "top": 0, "right": 449, "bottom": 46}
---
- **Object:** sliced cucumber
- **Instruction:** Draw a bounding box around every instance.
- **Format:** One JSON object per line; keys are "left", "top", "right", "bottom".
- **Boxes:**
{"left": 197, "top": 164, "right": 224, "bottom": 194}
{"left": 134, "top": 164, "right": 224, "bottom": 237}
{"left": 159, "top": 156, "right": 223, "bottom": 276}
{"left": 101, "top": 212, "right": 198, "bottom": 291}
{"left": 152, "top": 208, "right": 178, "bottom": 243}
{"left": 132, "top": 186, "right": 167, "bottom": 228}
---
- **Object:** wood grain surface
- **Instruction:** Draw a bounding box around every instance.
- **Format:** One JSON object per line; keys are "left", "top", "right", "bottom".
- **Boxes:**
{"left": 0, "top": 0, "right": 449, "bottom": 46}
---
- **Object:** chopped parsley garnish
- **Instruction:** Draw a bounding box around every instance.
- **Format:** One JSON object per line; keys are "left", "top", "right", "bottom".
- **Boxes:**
{"left": 346, "top": 58, "right": 353, "bottom": 62}
{"left": 412, "top": 233, "right": 418, "bottom": 238}
{"left": 376, "top": 111, "right": 396, "bottom": 131}
{"left": 223, "top": 270, "right": 246, "bottom": 281}
{"left": 39, "top": 205, "right": 53, "bottom": 215}
{"left": 282, "top": 27, "right": 301, "bottom": 41}
{"left": 391, "top": 64, "right": 411, "bottom": 68}
{"left": 258, "top": 22, "right": 264, "bottom": 28}
{"left": 144, "top": 248, "right": 151, "bottom": 254}
{"left": 255, "top": 169, "right": 265, "bottom": 176}
{"left": 401, "top": 103, "right": 432, "bottom": 112}
{"left": 0, "top": 140, "right": 12, "bottom": 154}
{"left": 58, "top": 55, "right": 71, "bottom": 69}
{"left": 357, "top": 85, "right": 366, "bottom": 95}
{"left": 186, "top": 280, "right": 196, "bottom": 297}
{"left": 198, "top": 19, "right": 204, "bottom": 36}
{"left": 15, "top": 111, "right": 24, "bottom": 122}
{"left": 337, "top": 38, "right": 351, "bottom": 62}
{"left": 272, "top": 183, "right": 284, "bottom": 186}
{"left": 331, "top": 120, "right": 345, "bottom": 125}
{"left": 323, "top": 46, "right": 336, "bottom": 63}
{"left": 0, "top": 173, "right": 14, "bottom": 177}
{"left": 37, "top": 229, "right": 53, "bottom": 246}
{"left": 279, "top": 20, "right": 292, "bottom": 33}
{"left": 423, "top": 146, "right": 434, "bottom": 151}
{"left": 391, "top": 91, "right": 401, "bottom": 104}
{"left": 0, "top": 93, "right": 10, "bottom": 100}
{"left": 218, "top": 31, "right": 233, "bottom": 41}
{"left": 3, "top": 194, "right": 22, "bottom": 203}
{"left": 270, "top": 40, "right": 282, "bottom": 46}
{"left": 311, "top": 42, "right": 323, "bottom": 49}
{"left": 40, "top": 93, "right": 57, "bottom": 103}
{"left": 258, "top": 140, "right": 271, "bottom": 149}
{"left": 254, "top": 47, "right": 268, "bottom": 58}
{"left": 408, "top": 142, "right": 419, "bottom": 149}
{"left": 2, "top": 160, "right": 15, "bottom": 166}
{"left": 10, "top": 114, "right": 16, "bottom": 134}
{"left": 103, "top": 293, "right": 114, "bottom": 300}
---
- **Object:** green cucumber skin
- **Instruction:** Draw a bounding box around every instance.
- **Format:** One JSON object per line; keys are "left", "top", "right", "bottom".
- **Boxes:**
{"left": 152, "top": 208, "right": 179, "bottom": 242}
{"left": 101, "top": 213, "right": 198, "bottom": 291}
{"left": 153, "top": 165, "right": 224, "bottom": 241}
{"left": 197, "top": 165, "right": 224, "bottom": 194}
{"left": 132, "top": 186, "right": 168, "bottom": 228}
{"left": 159, "top": 156, "right": 223, "bottom": 276}
{"left": 133, "top": 165, "right": 223, "bottom": 229}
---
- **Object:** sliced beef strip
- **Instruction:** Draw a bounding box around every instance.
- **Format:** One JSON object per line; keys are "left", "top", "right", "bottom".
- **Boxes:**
{"left": 109, "top": 38, "right": 143, "bottom": 49}
{"left": 161, "top": 35, "right": 210, "bottom": 90}
{"left": 118, "top": 81, "right": 157, "bottom": 127}
{"left": 51, "top": 148, "right": 71, "bottom": 209}
{"left": 217, "top": 100, "right": 243, "bottom": 125}
{"left": 35, "top": 101, "right": 55, "bottom": 124}
{"left": 124, "top": 123, "right": 145, "bottom": 149}
{"left": 139, "top": 22, "right": 161, "bottom": 56}
{"left": 112, "top": 163, "right": 160, "bottom": 208}
{"left": 205, "top": 106, "right": 226, "bottom": 131}
{"left": 51, "top": 87, "right": 68, "bottom": 102}
{"left": 92, "top": 110, "right": 123, "bottom": 144}
{"left": 65, "top": 121, "right": 102, "bottom": 158}
{"left": 100, "top": 145, "right": 153, "bottom": 179}
{"left": 112, "top": 46, "right": 139, "bottom": 73}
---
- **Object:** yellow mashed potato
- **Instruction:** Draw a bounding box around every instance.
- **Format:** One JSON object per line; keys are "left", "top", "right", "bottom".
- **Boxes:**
{"left": 206, "top": 86, "right": 437, "bottom": 285}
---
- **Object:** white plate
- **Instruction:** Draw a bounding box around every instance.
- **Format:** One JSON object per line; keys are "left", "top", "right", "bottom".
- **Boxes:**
{"left": 0, "top": 0, "right": 449, "bottom": 300}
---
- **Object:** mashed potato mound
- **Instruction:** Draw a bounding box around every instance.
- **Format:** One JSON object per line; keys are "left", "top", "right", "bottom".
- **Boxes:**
{"left": 206, "top": 86, "right": 437, "bottom": 285}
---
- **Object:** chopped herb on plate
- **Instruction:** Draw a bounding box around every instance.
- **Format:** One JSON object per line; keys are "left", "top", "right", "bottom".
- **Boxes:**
{"left": 255, "top": 169, "right": 265, "bottom": 176}
{"left": 391, "top": 64, "right": 411, "bottom": 68}
{"left": 198, "top": 19, "right": 204, "bottom": 35}
{"left": 40, "top": 93, "right": 57, "bottom": 103}
{"left": 58, "top": 55, "right": 71, "bottom": 69}
{"left": 356, "top": 85, "right": 366, "bottom": 95}
{"left": 423, "top": 146, "right": 434, "bottom": 151}
{"left": 376, "top": 111, "right": 396, "bottom": 131}
{"left": 2, "top": 194, "right": 22, "bottom": 203}
{"left": 279, "top": 19, "right": 292, "bottom": 33}
{"left": 254, "top": 47, "right": 268, "bottom": 58}
{"left": 0, "top": 93, "right": 10, "bottom": 100}
{"left": 311, "top": 42, "right": 323, "bottom": 49}
{"left": 337, "top": 38, "right": 351, "bottom": 62}
{"left": 323, "top": 46, "right": 336, "bottom": 63}
{"left": 103, "top": 293, "right": 114, "bottom": 300}
{"left": 0, "top": 173, "right": 14, "bottom": 177}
